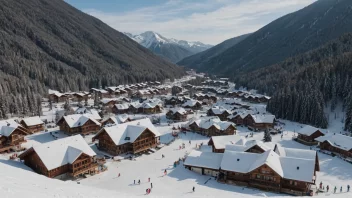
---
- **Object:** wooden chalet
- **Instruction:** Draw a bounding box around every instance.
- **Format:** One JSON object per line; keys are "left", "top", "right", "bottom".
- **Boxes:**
{"left": 73, "top": 92, "right": 89, "bottom": 102}
{"left": 184, "top": 150, "right": 223, "bottom": 177}
{"left": 112, "top": 103, "right": 130, "bottom": 114}
{"left": 92, "top": 118, "right": 160, "bottom": 155}
{"left": 171, "top": 85, "right": 183, "bottom": 95}
{"left": 101, "top": 115, "right": 132, "bottom": 126}
{"left": 0, "top": 120, "right": 28, "bottom": 153}
{"left": 296, "top": 126, "right": 325, "bottom": 146}
{"left": 187, "top": 117, "right": 236, "bottom": 137}
{"left": 101, "top": 98, "right": 117, "bottom": 107}
{"left": 48, "top": 92, "right": 67, "bottom": 103}
{"left": 227, "top": 112, "right": 248, "bottom": 125}
{"left": 182, "top": 100, "right": 202, "bottom": 110}
{"left": 19, "top": 135, "right": 100, "bottom": 179}
{"left": 208, "top": 135, "right": 245, "bottom": 153}
{"left": 243, "top": 114, "right": 275, "bottom": 131}
{"left": 57, "top": 114, "right": 101, "bottom": 135}
{"left": 219, "top": 150, "right": 316, "bottom": 196}
{"left": 20, "top": 116, "right": 45, "bottom": 134}
{"left": 91, "top": 88, "right": 110, "bottom": 99}
{"left": 164, "top": 96, "right": 184, "bottom": 106}
{"left": 315, "top": 133, "right": 352, "bottom": 159}
{"left": 166, "top": 108, "right": 188, "bottom": 121}
{"left": 207, "top": 107, "right": 231, "bottom": 121}
{"left": 194, "top": 93, "right": 217, "bottom": 103}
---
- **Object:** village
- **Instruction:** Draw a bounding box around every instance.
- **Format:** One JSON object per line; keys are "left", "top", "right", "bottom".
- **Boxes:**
{"left": 0, "top": 73, "right": 351, "bottom": 197}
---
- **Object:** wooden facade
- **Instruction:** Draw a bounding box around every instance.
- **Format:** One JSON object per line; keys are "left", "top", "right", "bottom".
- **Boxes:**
{"left": 220, "top": 164, "right": 313, "bottom": 196}
{"left": 297, "top": 131, "right": 324, "bottom": 146}
{"left": 166, "top": 111, "right": 187, "bottom": 121}
{"left": 244, "top": 115, "right": 274, "bottom": 131}
{"left": 19, "top": 149, "right": 98, "bottom": 178}
{"left": 319, "top": 141, "right": 352, "bottom": 158}
{"left": 48, "top": 94, "right": 67, "bottom": 103}
{"left": 93, "top": 128, "right": 159, "bottom": 155}
{"left": 189, "top": 123, "right": 236, "bottom": 137}
{"left": 20, "top": 121, "right": 44, "bottom": 134}
{"left": 0, "top": 127, "right": 28, "bottom": 153}
{"left": 207, "top": 109, "right": 230, "bottom": 121}
{"left": 57, "top": 118, "right": 100, "bottom": 136}
{"left": 228, "top": 115, "right": 244, "bottom": 125}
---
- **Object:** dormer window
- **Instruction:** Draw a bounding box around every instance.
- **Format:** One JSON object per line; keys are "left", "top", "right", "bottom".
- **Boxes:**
{"left": 125, "top": 137, "right": 130, "bottom": 141}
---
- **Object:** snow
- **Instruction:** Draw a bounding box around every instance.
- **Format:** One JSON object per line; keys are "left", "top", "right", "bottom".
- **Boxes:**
{"left": 184, "top": 150, "right": 223, "bottom": 170}
{"left": 210, "top": 135, "right": 245, "bottom": 150}
{"left": 221, "top": 150, "right": 259, "bottom": 173}
{"left": 21, "top": 116, "right": 44, "bottom": 126}
{"left": 315, "top": 133, "right": 352, "bottom": 151}
{"left": 280, "top": 157, "right": 315, "bottom": 183}
{"left": 251, "top": 114, "right": 275, "bottom": 124}
{"left": 20, "top": 135, "right": 96, "bottom": 171}
{"left": 61, "top": 114, "right": 101, "bottom": 128}
{"left": 0, "top": 119, "right": 23, "bottom": 137}
{"left": 94, "top": 118, "right": 160, "bottom": 146}
{"left": 182, "top": 99, "right": 201, "bottom": 107}
{"left": 297, "top": 125, "right": 321, "bottom": 136}
{"left": 274, "top": 144, "right": 317, "bottom": 160}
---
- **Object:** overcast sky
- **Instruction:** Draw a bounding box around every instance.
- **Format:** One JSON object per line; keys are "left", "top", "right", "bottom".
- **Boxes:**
{"left": 66, "top": 0, "right": 316, "bottom": 45}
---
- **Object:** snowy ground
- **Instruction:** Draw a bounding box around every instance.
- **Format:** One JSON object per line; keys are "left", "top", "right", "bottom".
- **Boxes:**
{"left": 1, "top": 98, "right": 352, "bottom": 197}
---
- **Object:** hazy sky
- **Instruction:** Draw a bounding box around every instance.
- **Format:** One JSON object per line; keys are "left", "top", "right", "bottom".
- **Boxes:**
{"left": 66, "top": 0, "right": 316, "bottom": 45}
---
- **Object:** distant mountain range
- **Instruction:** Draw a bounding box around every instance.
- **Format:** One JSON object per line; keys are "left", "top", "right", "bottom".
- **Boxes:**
{"left": 125, "top": 31, "right": 213, "bottom": 63}
{"left": 178, "top": 0, "right": 352, "bottom": 77}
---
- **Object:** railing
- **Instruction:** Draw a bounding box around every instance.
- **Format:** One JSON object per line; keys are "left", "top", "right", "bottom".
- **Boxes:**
{"left": 70, "top": 163, "right": 99, "bottom": 177}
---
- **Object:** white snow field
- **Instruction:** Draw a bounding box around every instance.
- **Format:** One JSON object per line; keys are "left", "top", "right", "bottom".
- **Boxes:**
{"left": 1, "top": 101, "right": 352, "bottom": 197}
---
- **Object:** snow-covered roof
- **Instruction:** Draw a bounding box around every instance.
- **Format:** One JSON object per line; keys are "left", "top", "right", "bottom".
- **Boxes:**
{"left": 251, "top": 114, "right": 275, "bottom": 123}
{"left": 103, "top": 114, "right": 130, "bottom": 125}
{"left": 21, "top": 116, "right": 44, "bottom": 126}
{"left": 61, "top": 114, "right": 101, "bottom": 128}
{"left": 169, "top": 108, "right": 187, "bottom": 115}
{"left": 182, "top": 99, "right": 201, "bottom": 107}
{"left": 95, "top": 118, "right": 160, "bottom": 146}
{"left": 280, "top": 157, "right": 315, "bottom": 183}
{"left": 75, "top": 108, "right": 101, "bottom": 120}
{"left": 184, "top": 150, "right": 223, "bottom": 170}
{"left": 188, "top": 116, "right": 234, "bottom": 131}
{"left": 315, "top": 134, "right": 352, "bottom": 151}
{"left": 224, "top": 140, "right": 272, "bottom": 153}
{"left": 221, "top": 150, "right": 259, "bottom": 173}
{"left": 210, "top": 135, "right": 245, "bottom": 150}
{"left": 114, "top": 103, "right": 130, "bottom": 110}
{"left": 209, "top": 107, "right": 231, "bottom": 115}
{"left": 26, "top": 135, "right": 96, "bottom": 171}
{"left": 297, "top": 125, "right": 322, "bottom": 136}
{"left": 274, "top": 144, "right": 317, "bottom": 160}
{"left": 0, "top": 119, "right": 25, "bottom": 137}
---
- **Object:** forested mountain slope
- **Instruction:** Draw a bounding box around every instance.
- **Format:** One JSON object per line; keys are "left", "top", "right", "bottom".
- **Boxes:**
{"left": 185, "top": 0, "right": 352, "bottom": 77}
{"left": 0, "top": 0, "right": 184, "bottom": 118}
{"left": 236, "top": 33, "right": 352, "bottom": 130}
{"left": 177, "top": 34, "right": 250, "bottom": 70}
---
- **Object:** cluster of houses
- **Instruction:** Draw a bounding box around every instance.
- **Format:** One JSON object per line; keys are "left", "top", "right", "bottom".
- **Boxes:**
{"left": 183, "top": 116, "right": 236, "bottom": 137}
{"left": 295, "top": 126, "right": 352, "bottom": 161}
{"left": 0, "top": 117, "right": 45, "bottom": 153}
{"left": 112, "top": 99, "right": 163, "bottom": 114}
{"left": 227, "top": 90, "right": 271, "bottom": 103}
{"left": 48, "top": 90, "right": 90, "bottom": 103}
{"left": 184, "top": 135, "right": 319, "bottom": 196}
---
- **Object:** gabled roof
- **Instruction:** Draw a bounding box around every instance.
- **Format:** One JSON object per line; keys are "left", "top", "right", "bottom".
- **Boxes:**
{"left": 280, "top": 157, "right": 315, "bottom": 183}
{"left": 189, "top": 116, "right": 234, "bottom": 130}
{"left": 60, "top": 114, "right": 101, "bottom": 128}
{"left": 182, "top": 99, "right": 201, "bottom": 107}
{"left": 0, "top": 119, "right": 26, "bottom": 137}
{"left": 250, "top": 114, "right": 275, "bottom": 124}
{"left": 315, "top": 133, "right": 352, "bottom": 151}
{"left": 297, "top": 125, "right": 322, "bottom": 136}
{"left": 274, "top": 144, "right": 317, "bottom": 160}
{"left": 19, "top": 135, "right": 96, "bottom": 171}
{"left": 209, "top": 107, "right": 231, "bottom": 115}
{"left": 114, "top": 103, "right": 130, "bottom": 110}
{"left": 168, "top": 108, "right": 187, "bottom": 115}
{"left": 75, "top": 108, "right": 101, "bottom": 120}
{"left": 209, "top": 135, "right": 245, "bottom": 150}
{"left": 224, "top": 140, "right": 272, "bottom": 153}
{"left": 21, "top": 116, "right": 44, "bottom": 126}
{"left": 94, "top": 118, "right": 160, "bottom": 146}
{"left": 184, "top": 150, "right": 223, "bottom": 170}
{"left": 103, "top": 114, "right": 130, "bottom": 125}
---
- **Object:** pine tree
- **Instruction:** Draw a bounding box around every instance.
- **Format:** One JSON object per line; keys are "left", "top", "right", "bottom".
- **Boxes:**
{"left": 263, "top": 129, "right": 272, "bottom": 142}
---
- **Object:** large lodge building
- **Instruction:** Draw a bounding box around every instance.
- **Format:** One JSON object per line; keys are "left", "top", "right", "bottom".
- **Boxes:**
{"left": 93, "top": 118, "right": 160, "bottom": 155}
{"left": 57, "top": 114, "right": 101, "bottom": 136}
{"left": 19, "top": 135, "right": 100, "bottom": 179}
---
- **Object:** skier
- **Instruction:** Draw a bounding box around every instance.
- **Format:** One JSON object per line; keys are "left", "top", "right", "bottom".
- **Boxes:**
{"left": 151, "top": 183, "right": 153, "bottom": 188}
{"left": 118, "top": 173, "right": 120, "bottom": 177}
{"left": 319, "top": 182, "right": 323, "bottom": 189}
{"left": 162, "top": 154, "right": 165, "bottom": 158}
{"left": 340, "top": 186, "right": 343, "bottom": 193}
{"left": 164, "top": 169, "right": 167, "bottom": 175}
{"left": 192, "top": 186, "right": 195, "bottom": 192}
{"left": 134, "top": 180, "right": 135, "bottom": 184}
{"left": 138, "top": 180, "right": 141, "bottom": 185}
{"left": 334, "top": 186, "right": 337, "bottom": 193}
{"left": 189, "top": 140, "right": 191, "bottom": 144}
{"left": 327, "top": 185, "right": 329, "bottom": 192}
{"left": 348, "top": 184, "right": 350, "bottom": 192}
{"left": 148, "top": 177, "right": 150, "bottom": 182}
{"left": 146, "top": 189, "right": 148, "bottom": 195}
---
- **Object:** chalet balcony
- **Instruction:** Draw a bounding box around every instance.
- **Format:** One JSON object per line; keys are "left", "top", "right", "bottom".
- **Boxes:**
{"left": 250, "top": 178, "right": 281, "bottom": 189}
{"left": 69, "top": 163, "right": 99, "bottom": 177}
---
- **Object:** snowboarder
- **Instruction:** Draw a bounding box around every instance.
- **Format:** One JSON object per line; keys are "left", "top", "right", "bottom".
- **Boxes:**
{"left": 327, "top": 185, "right": 329, "bottom": 192}
{"left": 138, "top": 180, "right": 141, "bottom": 185}
{"left": 192, "top": 186, "right": 195, "bottom": 192}
{"left": 348, "top": 185, "right": 350, "bottom": 192}
{"left": 148, "top": 177, "right": 150, "bottom": 182}
{"left": 340, "top": 186, "right": 342, "bottom": 193}
{"left": 334, "top": 186, "right": 337, "bottom": 193}
{"left": 151, "top": 183, "right": 153, "bottom": 188}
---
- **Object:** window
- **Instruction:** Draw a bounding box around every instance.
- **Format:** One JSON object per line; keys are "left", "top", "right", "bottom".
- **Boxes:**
{"left": 290, "top": 181, "right": 293, "bottom": 185}
{"left": 256, "top": 174, "right": 261, "bottom": 179}
{"left": 294, "top": 182, "right": 297, "bottom": 186}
